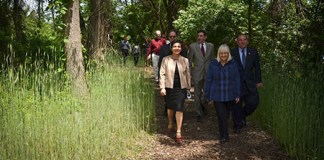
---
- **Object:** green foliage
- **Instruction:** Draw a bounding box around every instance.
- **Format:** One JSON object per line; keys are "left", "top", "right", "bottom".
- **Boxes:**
{"left": 0, "top": 57, "right": 155, "bottom": 159}
{"left": 174, "top": 0, "right": 248, "bottom": 44}
{"left": 112, "top": 1, "right": 158, "bottom": 44}
{"left": 113, "top": 0, "right": 189, "bottom": 45}
{"left": 0, "top": 0, "right": 323, "bottom": 158}
{"left": 25, "top": 13, "right": 65, "bottom": 62}
{"left": 299, "top": 3, "right": 324, "bottom": 71}
{"left": 122, "top": 4, "right": 147, "bottom": 42}
{"left": 254, "top": 68, "right": 324, "bottom": 159}
{"left": 175, "top": 0, "right": 322, "bottom": 75}
{"left": 47, "top": 0, "right": 68, "bottom": 16}
{"left": 0, "top": 0, "right": 66, "bottom": 67}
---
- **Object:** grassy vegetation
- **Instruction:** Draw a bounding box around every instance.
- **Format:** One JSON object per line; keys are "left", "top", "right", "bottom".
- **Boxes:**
{"left": 253, "top": 70, "right": 324, "bottom": 159}
{"left": 0, "top": 55, "right": 155, "bottom": 159}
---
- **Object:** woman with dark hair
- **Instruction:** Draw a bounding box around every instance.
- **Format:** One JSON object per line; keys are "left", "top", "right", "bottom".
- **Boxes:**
{"left": 159, "top": 40, "right": 191, "bottom": 145}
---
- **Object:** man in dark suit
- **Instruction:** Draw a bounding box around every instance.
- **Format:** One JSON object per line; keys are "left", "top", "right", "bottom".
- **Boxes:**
{"left": 189, "top": 30, "right": 215, "bottom": 122}
{"left": 231, "top": 34, "right": 263, "bottom": 132}
{"left": 158, "top": 30, "right": 187, "bottom": 70}
{"left": 158, "top": 29, "right": 188, "bottom": 116}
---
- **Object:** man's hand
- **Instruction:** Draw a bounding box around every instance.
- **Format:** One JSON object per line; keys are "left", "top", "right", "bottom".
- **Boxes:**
{"left": 256, "top": 83, "right": 263, "bottom": 88}
{"left": 235, "top": 98, "right": 240, "bottom": 103}
{"left": 186, "top": 90, "right": 192, "bottom": 99}
{"left": 146, "top": 54, "right": 151, "bottom": 61}
{"left": 160, "top": 89, "right": 166, "bottom": 96}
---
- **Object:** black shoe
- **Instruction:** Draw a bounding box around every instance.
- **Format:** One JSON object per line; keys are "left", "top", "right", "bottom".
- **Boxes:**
{"left": 201, "top": 105, "right": 208, "bottom": 116}
{"left": 220, "top": 138, "right": 229, "bottom": 144}
{"left": 234, "top": 128, "right": 241, "bottom": 134}
{"left": 197, "top": 115, "right": 202, "bottom": 122}
{"left": 242, "top": 119, "right": 247, "bottom": 127}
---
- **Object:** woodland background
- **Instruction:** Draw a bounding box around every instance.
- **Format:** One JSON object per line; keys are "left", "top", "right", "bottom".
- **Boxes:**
{"left": 0, "top": 0, "right": 323, "bottom": 159}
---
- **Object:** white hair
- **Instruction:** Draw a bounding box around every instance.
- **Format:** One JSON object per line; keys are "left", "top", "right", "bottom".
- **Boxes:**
{"left": 216, "top": 44, "right": 232, "bottom": 62}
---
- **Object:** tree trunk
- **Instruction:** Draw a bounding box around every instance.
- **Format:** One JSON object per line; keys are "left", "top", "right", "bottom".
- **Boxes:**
{"left": 100, "top": 0, "right": 112, "bottom": 55}
{"left": 13, "top": 0, "right": 26, "bottom": 63}
{"left": 13, "top": 0, "right": 25, "bottom": 44}
{"left": 87, "top": 0, "right": 101, "bottom": 63}
{"left": 0, "top": 1, "right": 11, "bottom": 66}
{"left": 163, "top": 0, "right": 174, "bottom": 31}
{"left": 87, "top": 0, "right": 112, "bottom": 64}
{"left": 148, "top": 0, "right": 165, "bottom": 32}
{"left": 37, "top": 0, "right": 43, "bottom": 28}
{"left": 268, "top": 0, "right": 284, "bottom": 25}
{"left": 64, "top": 0, "right": 88, "bottom": 97}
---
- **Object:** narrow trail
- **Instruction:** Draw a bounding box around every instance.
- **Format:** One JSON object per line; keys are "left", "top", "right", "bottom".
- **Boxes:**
{"left": 140, "top": 67, "right": 290, "bottom": 160}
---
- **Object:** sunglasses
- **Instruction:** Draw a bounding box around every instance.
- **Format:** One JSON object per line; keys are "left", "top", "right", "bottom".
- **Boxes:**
{"left": 169, "top": 36, "right": 176, "bottom": 38}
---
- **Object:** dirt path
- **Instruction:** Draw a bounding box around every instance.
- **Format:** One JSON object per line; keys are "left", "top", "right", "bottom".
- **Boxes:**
{"left": 141, "top": 68, "right": 290, "bottom": 160}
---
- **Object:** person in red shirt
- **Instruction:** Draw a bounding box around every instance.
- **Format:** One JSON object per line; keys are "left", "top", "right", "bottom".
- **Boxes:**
{"left": 146, "top": 30, "right": 166, "bottom": 82}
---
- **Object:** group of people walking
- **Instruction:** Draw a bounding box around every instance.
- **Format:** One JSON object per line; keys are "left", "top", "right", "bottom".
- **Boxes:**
{"left": 152, "top": 30, "right": 262, "bottom": 145}
{"left": 119, "top": 36, "right": 145, "bottom": 66}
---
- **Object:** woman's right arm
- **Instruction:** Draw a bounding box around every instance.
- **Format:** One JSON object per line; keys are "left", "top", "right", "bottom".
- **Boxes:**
{"left": 160, "top": 58, "right": 167, "bottom": 96}
{"left": 204, "top": 62, "right": 214, "bottom": 101}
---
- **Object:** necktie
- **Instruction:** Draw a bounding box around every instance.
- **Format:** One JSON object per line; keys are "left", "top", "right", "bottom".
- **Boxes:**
{"left": 241, "top": 48, "right": 245, "bottom": 67}
{"left": 201, "top": 43, "right": 205, "bottom": 57}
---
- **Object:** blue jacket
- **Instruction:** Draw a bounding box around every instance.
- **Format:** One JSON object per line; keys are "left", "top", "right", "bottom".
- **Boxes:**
{"left": 204, "top": 59, "right": 240, "bottom": 102}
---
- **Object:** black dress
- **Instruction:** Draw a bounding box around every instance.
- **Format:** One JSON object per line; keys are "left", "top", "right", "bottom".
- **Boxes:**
{"left": 165, "top": 63, "right": 186, "bottom": 112}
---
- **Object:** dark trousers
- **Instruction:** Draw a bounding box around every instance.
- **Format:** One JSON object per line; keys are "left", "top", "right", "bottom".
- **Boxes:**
{"left": 231, "top": 103, "right": 243, "bottom": 130}
{"left": 194, "top": 79, "right": 206, "bottom": 117}
{"left": 233, "top": 89, "right": 259, "bottom": 127}
{"left": 133, "top": 53, "right": 139, "bottom": 66}
{"left": 239, "top": 91, "right": 259, "bottom": 119}
{"left": 121, "top": 49, "right": 128, "bottom": 65}
{"left": 214, "top": 101, "right": 235, "bottom": 140}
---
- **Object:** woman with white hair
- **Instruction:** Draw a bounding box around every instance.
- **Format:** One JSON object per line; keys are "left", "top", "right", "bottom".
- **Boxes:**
{"left": 204, "top": 44, "right": 240, "bottom": 144}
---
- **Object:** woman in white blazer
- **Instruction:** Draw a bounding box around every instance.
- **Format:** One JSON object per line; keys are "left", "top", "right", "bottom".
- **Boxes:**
{"left": 160, "top": 40, "right": 191, "bottom": 145}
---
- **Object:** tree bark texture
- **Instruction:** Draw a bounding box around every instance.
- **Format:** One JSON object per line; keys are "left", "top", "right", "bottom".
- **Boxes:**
{"left": 12, "top": 0, "right": 27, "bottom": 63}
{"left": 148, "top": 0, "right": 165, "bottom": 32}
{"left": 87, "top": 0, "right": 111, "bottom": 63}
{"left": 13, "top": 0, "right": 25, "bottom": 44}
{"left": 163, "top": 0, "right": 175, "bottom": 32}
{"left": 0, "top": 1, "right": 11, "bottom": 64}
{"left": 162, "top": 0, "right": 187, "bottom": 32}
{"left": 268, "top": 0, "right": 284, "bottom": 25}
{"left": 37, "top": 0, "right": 44, "bottom": 28}
{"left": 64, "top": 0, "right": 88, "bottom": 97}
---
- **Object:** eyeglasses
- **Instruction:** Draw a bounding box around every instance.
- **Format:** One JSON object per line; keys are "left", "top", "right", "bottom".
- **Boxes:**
{"left": 169, "top": 36, "right": 176, "bottom": 38}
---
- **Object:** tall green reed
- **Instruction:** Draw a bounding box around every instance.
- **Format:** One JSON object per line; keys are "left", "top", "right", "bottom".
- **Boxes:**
{"left": 0, "top": 54, "right": 155, "bottom": 159}
{"left": 253, "top": 70, "right": 324, "bottom": 159}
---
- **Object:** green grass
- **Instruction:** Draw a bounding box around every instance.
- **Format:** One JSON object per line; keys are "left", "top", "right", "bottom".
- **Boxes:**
{"left": 0, "top": 58, "right": 155, "bottom": 159}
{"left": 252, "top": 71, "right": 324, "bottom": 159}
